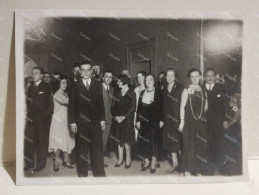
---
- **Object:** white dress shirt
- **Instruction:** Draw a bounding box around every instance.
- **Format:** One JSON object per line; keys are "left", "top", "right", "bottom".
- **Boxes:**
{"left": 206, "top": 83, "right": 215, "bottom": 91}
{"left": 34, "top": 80, "right": 42, "bottom": 87}
{"left": 82, "top": 78, "right": 91, "bottom": 87}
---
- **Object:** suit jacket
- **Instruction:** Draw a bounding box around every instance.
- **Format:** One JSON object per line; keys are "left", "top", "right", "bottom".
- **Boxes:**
{"left": 66, "top": 78, "right": 77, "bottom": 98}
{"left": 204, "top": 83, "right": 227, "bottom": 120}
{"left": 102, "top": 84, "right": 114, "bottom": 125}
{"left": 69, "top": 78, "right": 105, "bottom": 127}
{"left": 26, "top": 81, "right": 54, "bottom": 121}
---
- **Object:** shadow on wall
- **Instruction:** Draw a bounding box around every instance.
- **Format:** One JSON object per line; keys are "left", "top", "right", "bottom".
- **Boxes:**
{"left": 2, "top": 13, "right": 16, "bottom": 184}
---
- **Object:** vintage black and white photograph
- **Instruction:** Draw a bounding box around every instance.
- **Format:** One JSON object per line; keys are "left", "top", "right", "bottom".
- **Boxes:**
{"left": 15, "top": 10, "right": 247, "bottom": 185}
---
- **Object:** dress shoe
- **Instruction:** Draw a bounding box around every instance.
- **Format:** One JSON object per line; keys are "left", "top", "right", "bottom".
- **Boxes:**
{"left": 33, "top": 166, "right": 45, "bottom": 173}
{"left": 125, "top": 161, "right": 132, "bottom": 169}
{"left": 150, "top": 168, "right": 156, "bottom": 173}
{"left": 23, "top": 165, "right": 34, "bottom": 171}
{"left": 141, "top": 164, "right": 150, "bottom": 171}
{"left": 114, "top": 161, "right": 124, "bottom": 168}
{"left": 63, "top": 162, "right": 74, "bottom": 169}
{"left": 165, "top": 166, "right": 178, "bottom": 174}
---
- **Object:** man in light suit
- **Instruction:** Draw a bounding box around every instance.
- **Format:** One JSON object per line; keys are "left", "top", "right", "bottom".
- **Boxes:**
{"left": 204, "top": 68, "right": 227, "bottom": 174}
{"left": 101, "top": 70, "right": 114, "bottom": 163}
{"left": 69, "top": 62, "right": 106, "bottom": 177}
{"left": 24, "top": 67, "right": 54, "bottom": 172}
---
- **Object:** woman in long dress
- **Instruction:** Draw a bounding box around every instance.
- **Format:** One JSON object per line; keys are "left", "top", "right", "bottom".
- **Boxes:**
{"left": 179, "top": 68, "right": 209, "bottom": 175}
{"left": 134, "top": 71, "right": 146, "bottom": 142}
{"left": 48, "top": 75, "right": 75, "bottom": 172}
{"left": 111, "top": 74, "right": 136, "bottom": 168}
{"left": 162, "top": 68, "right": 184, "bottom": 174}
{"left": 136, "top": 74, "right": 163, "bottom": 173}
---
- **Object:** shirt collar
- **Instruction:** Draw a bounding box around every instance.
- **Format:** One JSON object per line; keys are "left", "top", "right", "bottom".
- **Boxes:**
{"left": 82, "top": 78, "right": 91, "bottom": 85}
{"left": 103, "top": 83, "right": 109, "bottom": 90}
{"left": 206, "top": 82, "right": 215, "bottom": 90}
{"left": 35, "top": 80, "right": 42, "bottom": 86}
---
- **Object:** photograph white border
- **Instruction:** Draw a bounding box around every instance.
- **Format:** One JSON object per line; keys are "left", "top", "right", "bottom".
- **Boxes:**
{"left": 15, "top": 9, "right": 248, "bottom": 185}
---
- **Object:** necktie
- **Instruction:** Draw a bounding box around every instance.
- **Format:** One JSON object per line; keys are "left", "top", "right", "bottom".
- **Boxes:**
{"left": 85, "top": 80, "right": 89, "bottom": 90}
{"left": 106, "top": 87, "right": 109, "bottom": 95}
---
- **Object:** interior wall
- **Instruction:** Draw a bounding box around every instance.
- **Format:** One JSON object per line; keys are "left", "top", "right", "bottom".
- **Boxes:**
{"left": 90, "top": 19, "right": 201, "bottom": 87}
{"left": 24, "top": 18, "right": 95, "bottom": 78}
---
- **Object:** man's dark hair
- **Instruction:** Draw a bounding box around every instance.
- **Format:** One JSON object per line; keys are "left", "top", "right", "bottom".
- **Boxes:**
{"left": 79, "top": 61, "right": 92, "bottom": 69}
{"left": 43, "top": 71, "right": 51, "bottom": 76}
{"left": 53, "top": 72, "right": 62, "bottom": 76}
{"left": 103, "top": 70, "right": 113, "bottom": 76}
{"left": 204, "top": 68, "right": 217, "bottom": 75}
{"left": 32, "top": 67, "right": 44, "bottom": 74}
{"left": 72, "top": 62, "right": 80, "bottom": 69}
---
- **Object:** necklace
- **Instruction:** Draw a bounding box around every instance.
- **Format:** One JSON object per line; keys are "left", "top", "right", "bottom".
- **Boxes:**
{"left": 189, "top": 89, "right": 204, "bottom": 120}
{"left": 146, "top": 87, "right": 155, "bottom": 92}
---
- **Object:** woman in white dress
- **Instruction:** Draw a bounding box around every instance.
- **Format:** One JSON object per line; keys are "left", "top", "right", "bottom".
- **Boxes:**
{"left": 48, "top": 75, "right": 75, "bottom": 172}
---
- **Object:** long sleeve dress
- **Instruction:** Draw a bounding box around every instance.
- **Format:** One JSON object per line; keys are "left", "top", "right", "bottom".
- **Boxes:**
{"left": 162, "top": 82, "right": 184, "bottom": 153}
{"left": 48, "top": 89, "right": 75, "bottom": 154}
{"left": 111, "top": 89, "right": 136, "bottom": 147}
{"left": 136, "top": 88, "right": 163, "bottom": 160}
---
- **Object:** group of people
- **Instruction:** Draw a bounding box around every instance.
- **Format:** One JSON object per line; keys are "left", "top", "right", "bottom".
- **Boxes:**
{"left": 24, "top": 61, "right": 242, "bottom": 177}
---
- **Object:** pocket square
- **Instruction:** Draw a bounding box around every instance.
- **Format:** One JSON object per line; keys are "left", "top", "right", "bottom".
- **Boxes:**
{"left": 39, "top": 91, "right": 44, "bottom": 94}
{"left": 217, "top": 94, "right": 221, "bottom": 97}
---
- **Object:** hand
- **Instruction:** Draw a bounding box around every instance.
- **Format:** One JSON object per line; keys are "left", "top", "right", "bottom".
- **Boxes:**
{"left": 70, "top": 123, "right": 77, "bottom": 134}
{"left": 159, "top": 121, "right": 164, "bottom": 128}
{"left": 136, "top": 121, "right": 140, "bottom": 130}
{"left": 115, "top": 116, "right": 120, "bottom": 123}
{"left": 101, "top": 121, "right": 106, "bottom": 131}
{"left": 223, "top": 121, "right": 229, "bottom": 129}
{"left": 120, "top": 116, "right": 125, "bottom": 122}
{"left": 178, "top": 121, "right": 184, "bottom": 133}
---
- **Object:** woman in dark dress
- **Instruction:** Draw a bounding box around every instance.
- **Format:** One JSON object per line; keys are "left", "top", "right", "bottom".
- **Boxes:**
{"left": 162, "top": 68, "right": 184, "bottom": 174}
{"left": 179, "top": 68, "right": 209, "bottom": 176}
{"left": 136, "top": 74, "right": 163, "bottom": 173}
{"left": 111, "top": 74, "right": 136, "bottom": 168}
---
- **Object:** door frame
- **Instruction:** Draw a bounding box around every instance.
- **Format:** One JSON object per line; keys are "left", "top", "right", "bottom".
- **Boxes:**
{"left": 127, "top": 38, "right": 156, "bottom": 75}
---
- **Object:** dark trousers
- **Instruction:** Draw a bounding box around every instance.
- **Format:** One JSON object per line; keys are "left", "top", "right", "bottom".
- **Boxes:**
{"left": 76, "top": 123, "right": 106, "bottom": 177}
{"left": 24, "top": 116, "right": 51, "bottom": 169}
{"left": 207, "top": 117, "right": 224, "bottom": 173}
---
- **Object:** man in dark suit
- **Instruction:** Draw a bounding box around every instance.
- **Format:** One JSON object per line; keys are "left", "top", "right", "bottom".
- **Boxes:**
{"left": 101, "top": 70, "right": 114, "bottom": 162}
{"left": 67, "top": 62, "right": 80, "bottom": 165}
{"left": 69, "top": 62, "right": 106, "bottom": 177}
{"left": 204, "top": 68, "right": 227, "bottom": 174}
{"left": 24, "top": 67, "right": 54, "bottom": 172}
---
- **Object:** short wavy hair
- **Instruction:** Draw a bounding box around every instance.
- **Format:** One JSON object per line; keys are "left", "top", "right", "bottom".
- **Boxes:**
{"left": 118, "top": 74, "right": 130, "bottom": 86}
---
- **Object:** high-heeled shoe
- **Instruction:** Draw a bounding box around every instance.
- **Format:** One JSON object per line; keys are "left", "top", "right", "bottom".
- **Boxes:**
{"left": 114, "top": 160, "right": 124, "bottom": 168}
{"left": 165, "top": 166, "right": 178, "bottom": 174}
{"left": 63, "top": 161, "right": 74, "bottom": 169}
{"left": 150, "top": 168, "right": 156, "bottom": 173}
{"left": 125, "top": 161, "right": 132, "bottom": 169}
{"left": 141, "top": 164, "right": 150, "bottom": 171}
{"left": 53, "top": 160, "right": 59, "bottom": 172}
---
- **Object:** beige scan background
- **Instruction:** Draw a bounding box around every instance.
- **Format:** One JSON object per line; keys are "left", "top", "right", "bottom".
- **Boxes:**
{"left": 0, "top": 0, "right": 258, "bottom": 182}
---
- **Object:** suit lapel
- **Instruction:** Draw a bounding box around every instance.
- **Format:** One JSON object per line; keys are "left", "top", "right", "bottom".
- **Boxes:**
{"left": 79, "top": 78, "right": 89, "bottom": 93}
